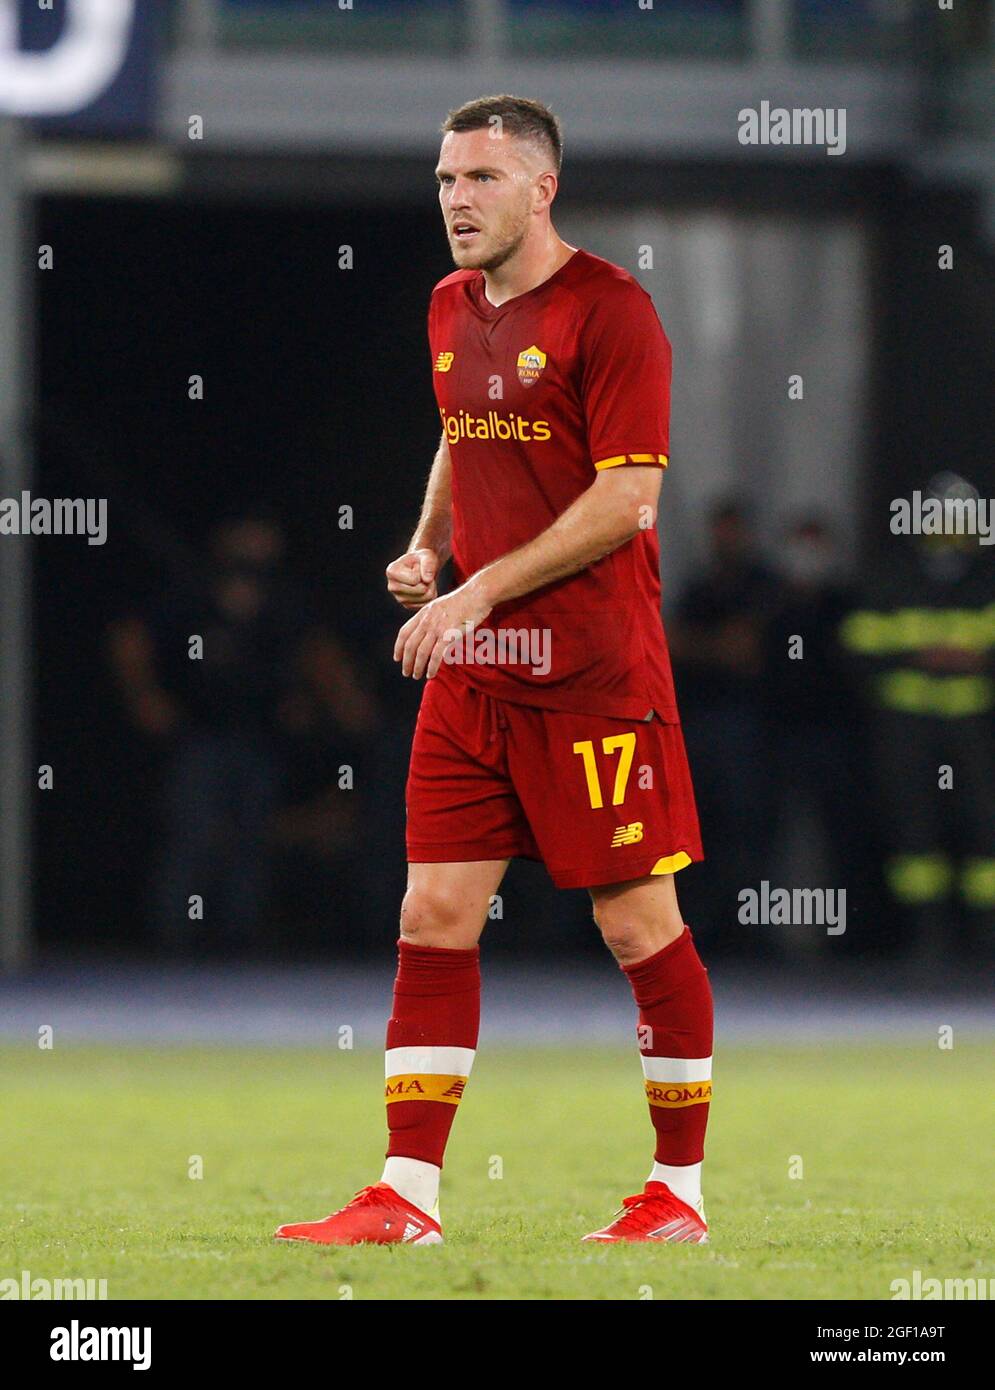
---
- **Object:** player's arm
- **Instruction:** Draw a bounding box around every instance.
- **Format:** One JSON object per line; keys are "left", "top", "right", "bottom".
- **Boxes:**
{"left": 394, "top": 465, "right": 661, "bottom": 679}
{"left": 410, "top": 430, "right": 453, "bottom": 562}
{"left": 385, "top": 432, "right": 453, "bottom": 610}
{"left": 472, "top": 465, "right": 660, "bottom": 607}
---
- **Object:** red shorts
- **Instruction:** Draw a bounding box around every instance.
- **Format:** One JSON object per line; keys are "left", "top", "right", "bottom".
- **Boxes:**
{"left": 405, "top": 664, "right": 703, "bottom": 889}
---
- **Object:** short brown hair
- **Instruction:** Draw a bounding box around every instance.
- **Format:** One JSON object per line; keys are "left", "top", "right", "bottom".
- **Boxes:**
{"left": 441, "top": 95, "right": 563, "bottom": 174}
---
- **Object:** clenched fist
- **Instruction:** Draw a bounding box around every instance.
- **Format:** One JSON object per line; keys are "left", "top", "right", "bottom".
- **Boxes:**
{"left": 385, "top": 548, "right": 440, "bottom": 610}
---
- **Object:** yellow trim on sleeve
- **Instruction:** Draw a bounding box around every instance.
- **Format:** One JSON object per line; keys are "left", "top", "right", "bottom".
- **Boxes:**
{"left": 650, "top": 851, "right": 692, "bottom": 875}
{"left": 595, "top": 453, "right": 669, "bottom": 470}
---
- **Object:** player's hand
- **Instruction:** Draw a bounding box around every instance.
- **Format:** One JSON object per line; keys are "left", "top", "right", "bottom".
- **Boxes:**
{"left": 385, "top": 548, "right": 440, "bottom": 609}
{"left": 393, "top": 578, "right": 494, "bottom": 681}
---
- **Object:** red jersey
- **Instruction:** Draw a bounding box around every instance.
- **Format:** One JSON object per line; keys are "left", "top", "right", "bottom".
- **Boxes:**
{"left": 428, "top": 246, "right": 679, "bottom": 721}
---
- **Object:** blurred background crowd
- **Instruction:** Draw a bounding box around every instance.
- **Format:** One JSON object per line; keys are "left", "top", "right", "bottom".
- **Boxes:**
{"left": 92, "top": 489, "right": 995, "bottom": 966}
{"left": 1, "top": 0, "right": 992, "bottom": 969}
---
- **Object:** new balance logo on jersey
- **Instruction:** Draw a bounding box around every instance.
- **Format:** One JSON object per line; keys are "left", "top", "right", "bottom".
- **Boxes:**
{"left": 611, "top": 822, "right": 644, "bottom": 847}
{"left": 434, "top": 351, "right": 455, "bottom": 372}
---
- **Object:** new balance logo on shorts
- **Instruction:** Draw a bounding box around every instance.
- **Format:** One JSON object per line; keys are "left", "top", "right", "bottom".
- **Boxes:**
{"left": 611, "top": 822, "right": 644, "bottom": 847}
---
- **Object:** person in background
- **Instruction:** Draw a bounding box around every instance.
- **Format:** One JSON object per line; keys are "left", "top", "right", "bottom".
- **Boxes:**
{"left": 839, "top": 476, "right": 995, "bottom": 961}
{"left": 761, "top": 517, "right": 874, "bottom": 952}
{"left": 669, "top": 499, "right": 782, "bottom": 955}
{"left": 108, "top": 514, "right": 378, "bottom": 955}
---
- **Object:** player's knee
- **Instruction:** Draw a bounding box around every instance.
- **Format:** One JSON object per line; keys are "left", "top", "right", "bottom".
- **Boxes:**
{"left": 399, "top": 885, "right": 472, "bottom": 947}
{"left": 592, "top": 899, "right": 682, "bottom": 964}
{"left": 591, "top": 902, "right": 644, "bottom": 962}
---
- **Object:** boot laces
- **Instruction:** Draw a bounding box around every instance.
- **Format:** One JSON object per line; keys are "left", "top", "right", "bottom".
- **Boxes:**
{"left": 344, "top": 1184, "right": 392, "bottom": 1210}
{"left": 614, "top": 1189, "right": 669, "bottom": 1234}
{"left": 613, "top": 1189, "right": 687, "bottom": 1234}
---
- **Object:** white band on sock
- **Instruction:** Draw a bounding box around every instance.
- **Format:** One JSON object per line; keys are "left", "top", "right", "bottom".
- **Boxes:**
{"left": 384, "top": 1046, "right": 476, "bottom": 1078}
{"left": 640, "top": 1055, "right": 712, "bottom": 1083}
{"left": 648, "top": 1160, "right": 702, "bottom": 1212}
{"left": 381, "top": 1156, "right": 441, "bottom": 1219}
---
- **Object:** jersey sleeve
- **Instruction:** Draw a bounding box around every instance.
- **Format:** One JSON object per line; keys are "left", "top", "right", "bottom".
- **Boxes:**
{"left": 578, "top": 279, "right": 672, "bottom": 471}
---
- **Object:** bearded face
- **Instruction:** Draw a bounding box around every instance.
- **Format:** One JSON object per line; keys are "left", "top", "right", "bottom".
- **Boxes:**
{"left": 437, "top": 128, "right": 546, "bottom": 274}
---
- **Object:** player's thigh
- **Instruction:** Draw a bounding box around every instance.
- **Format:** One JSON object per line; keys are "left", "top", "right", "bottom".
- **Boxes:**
{"left": 406, "top": 666, "right": 538, "bottom": 866}
{"left": 401, "top": 859, "right": 510, "bottom": 949}
{"left": 505, "top": 705, "right": 702, "bottom": 891}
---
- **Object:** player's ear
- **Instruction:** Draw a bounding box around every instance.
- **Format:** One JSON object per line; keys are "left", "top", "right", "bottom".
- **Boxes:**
{"left": 535, "top": 171, "right": 557, "bottom": 211}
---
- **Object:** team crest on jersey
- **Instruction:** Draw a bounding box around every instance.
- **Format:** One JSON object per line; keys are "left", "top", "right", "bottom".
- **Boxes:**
{"left": 516, "top": 344, "right": 547, "bottom": 387}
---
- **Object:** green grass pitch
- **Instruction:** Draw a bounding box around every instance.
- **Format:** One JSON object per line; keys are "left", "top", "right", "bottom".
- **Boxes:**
{"left": 1, "top": 1041, "right": 991, "bottom": 1301}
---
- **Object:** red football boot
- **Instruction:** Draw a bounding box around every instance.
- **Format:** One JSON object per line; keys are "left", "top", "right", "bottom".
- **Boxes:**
{"left": 274, "top": 1183, "right": 443, "bottom": 1247}
{"left": 582, "top": 1181, "right": 708, "bottom": 1244}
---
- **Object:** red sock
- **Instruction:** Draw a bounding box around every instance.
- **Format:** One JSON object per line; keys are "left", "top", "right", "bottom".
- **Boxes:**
{"left": 384, "top": 939, "right": 480, "bottom": 1168}
{"left": 622, "top": 926, "right": 713, "bottom": 1166}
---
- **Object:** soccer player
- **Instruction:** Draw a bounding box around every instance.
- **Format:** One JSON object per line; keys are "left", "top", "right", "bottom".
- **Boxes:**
{"left": 275, "top": 95, "right": 712, "bottom": 1247}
